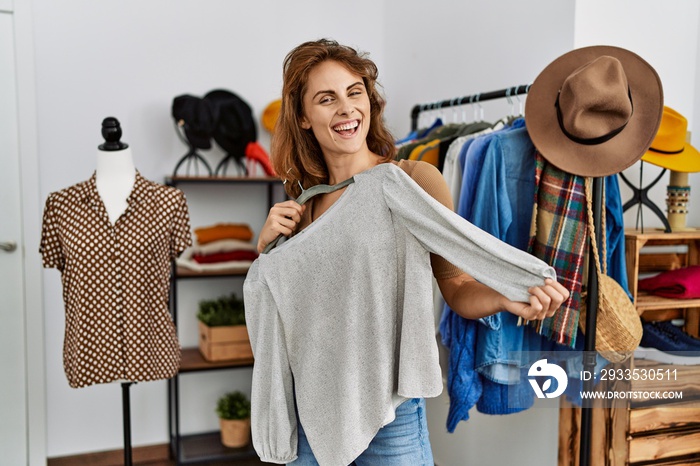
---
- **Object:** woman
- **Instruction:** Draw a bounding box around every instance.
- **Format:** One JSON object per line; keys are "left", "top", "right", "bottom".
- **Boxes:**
{"left": 249, "top": 39, "right": 569, "bottom": 465}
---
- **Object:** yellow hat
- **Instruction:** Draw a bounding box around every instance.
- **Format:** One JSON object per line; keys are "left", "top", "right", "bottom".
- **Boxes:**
{"left": 641, "top": 106, "right": 700, "bottom": 172}
{"left": 261, "top": 99, "right": 282, "bottom": 134}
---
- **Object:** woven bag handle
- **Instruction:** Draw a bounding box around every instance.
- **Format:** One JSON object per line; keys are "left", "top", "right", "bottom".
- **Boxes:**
{"left": 584, "top": 177, "right": 607, "bottom": 278}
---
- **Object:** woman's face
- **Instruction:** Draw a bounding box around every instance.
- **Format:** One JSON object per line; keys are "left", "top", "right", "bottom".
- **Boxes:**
{"left": 300, "top": 60, "right": 371, "bottom": 160}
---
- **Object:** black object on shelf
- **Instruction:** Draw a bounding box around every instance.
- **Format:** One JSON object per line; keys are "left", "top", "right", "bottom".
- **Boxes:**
{"left": 172, "top": 121, "right": 214, "bottom": 177}
{"left": 619, "top": 161, "right": 672, "bottom": 233}
{"left": 411, "top": 86, "right": 602, "bottom": 466}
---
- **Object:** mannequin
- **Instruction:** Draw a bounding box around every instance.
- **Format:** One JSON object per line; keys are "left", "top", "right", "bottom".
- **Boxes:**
{"left": 98, "top": 118, "right": 134, "bottom": 387}
{"left": 96, "top": 117, "right": 136, "bottom": 225}
{"left": 40, "top": 117, "right": 192, "bottom": 466}
{"left": 98, "top": 117, "right": 137, "bottom": 466}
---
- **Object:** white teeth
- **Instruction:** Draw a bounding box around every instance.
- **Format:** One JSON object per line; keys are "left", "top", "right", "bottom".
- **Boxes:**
{"left": 333, "top": 121, "right": 359, "bottom": 131}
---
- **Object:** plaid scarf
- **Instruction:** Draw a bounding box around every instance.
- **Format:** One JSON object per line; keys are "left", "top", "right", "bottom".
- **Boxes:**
{"left": 527, "top": 152, "right": 587, "bottom": 347}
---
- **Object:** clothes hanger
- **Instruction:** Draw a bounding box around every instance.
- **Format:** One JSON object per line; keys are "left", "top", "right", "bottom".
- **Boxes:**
{"left": 451, "top": 97, "right": 460, "bottom": 124}
{"left": 515, "top": 90, "right": 524, "bottom": 117}
{"left": 491, "top": 86, "right": 516, "bottom": 128}
{"left": 475, "top": 94, "right": 484, "bottom": 123}
{"left": 262, "top": 176, "right": 356, "bottom": 253}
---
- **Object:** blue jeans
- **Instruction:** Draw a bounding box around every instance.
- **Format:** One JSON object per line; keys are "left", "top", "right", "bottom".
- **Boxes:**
{"left": 288, "top": 398, "right": 434, "bottom": 465}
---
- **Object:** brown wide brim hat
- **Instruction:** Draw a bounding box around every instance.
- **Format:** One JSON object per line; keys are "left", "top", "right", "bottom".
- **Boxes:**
{"left": 526, "top": 46, "right": 664, "bottom": 177}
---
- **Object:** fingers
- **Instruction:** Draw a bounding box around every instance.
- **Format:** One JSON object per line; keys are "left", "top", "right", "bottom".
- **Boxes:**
{"left": 257, "top": 202, "right": 307, "bottom": 253}
{"left": 542, "top": 279, "right": 569, "bottom": 314}
{"left": 527, "top": 279, "right": 569, "bottom": 318}
{"left": 508, "top": 279, "right": 570, "bottom": 321}
{"left": 271, "top": 201, "right": 305, "bottom": 224}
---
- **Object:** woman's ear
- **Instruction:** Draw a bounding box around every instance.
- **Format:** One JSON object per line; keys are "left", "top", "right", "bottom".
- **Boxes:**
{"left": 300, "top": 115, "right": 311, "bottom": 130}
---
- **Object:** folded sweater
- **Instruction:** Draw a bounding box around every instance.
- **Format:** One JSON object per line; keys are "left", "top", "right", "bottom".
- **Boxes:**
{"left": 638, "top": 265, "right": 700, "bottom": 299}
{"left": 194, "top": 223, "right": 253, "bottom": 244}
{"left": 243, "top": 162, "right": 556, "bottom": 465}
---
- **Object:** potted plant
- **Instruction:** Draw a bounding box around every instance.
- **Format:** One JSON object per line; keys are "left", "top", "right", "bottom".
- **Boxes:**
{"left": 197, "top": 293, "right": 252, "bottom": 361}
{"left": 216, "top": 391, "right": 251, "bottom": 448}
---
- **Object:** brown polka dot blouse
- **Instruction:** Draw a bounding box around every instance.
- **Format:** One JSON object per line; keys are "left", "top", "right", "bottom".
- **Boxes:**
{"left": 40, "top": 172, "right": 192, "bottom": 388}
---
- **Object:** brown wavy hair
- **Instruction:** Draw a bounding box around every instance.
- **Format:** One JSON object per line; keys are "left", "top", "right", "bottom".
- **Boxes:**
{"left": 272, "top": 39, "right": 395, "bottom": 198}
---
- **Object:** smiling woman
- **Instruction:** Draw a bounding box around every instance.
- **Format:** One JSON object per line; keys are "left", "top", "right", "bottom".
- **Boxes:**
{"left": 299, "top": 61, "right": 373, "bottom": 172}
{"left": 247, "top": 38, "right": 569, "bottom": 466}
{"left": 270, "top": 39, "right": 395, "bottom": 199}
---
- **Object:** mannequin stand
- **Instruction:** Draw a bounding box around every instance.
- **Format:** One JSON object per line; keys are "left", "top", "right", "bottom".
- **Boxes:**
{"left": 172, "top": 121, "right": 213, "bottom": 176}
{"left": 214, "top": 153, "right": 247, "bottom": 176}
{"left": 619, "top": 161, "right": 672, "bottom": 233}
{"left": 122, "top": 382, "right": 134, "bottom": 466}
{"left": 99, "top": 117, "right": 136, "bottom": 466}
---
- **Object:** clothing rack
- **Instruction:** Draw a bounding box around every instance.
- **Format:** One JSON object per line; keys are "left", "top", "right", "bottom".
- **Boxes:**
{"left": 409, "top": 84, "right": 530, "bottom": 132}
{"left": 410, "top": 85, "right": 603, "bottom": 466}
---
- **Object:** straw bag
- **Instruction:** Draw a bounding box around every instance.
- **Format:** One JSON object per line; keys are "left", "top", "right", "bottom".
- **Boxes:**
{"left": 579, "top": 178, "right": 642, "bottom": 363}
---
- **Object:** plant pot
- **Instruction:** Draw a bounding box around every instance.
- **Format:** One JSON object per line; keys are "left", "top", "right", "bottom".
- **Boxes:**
{"left": 219, "top": 418, "right": 251, "bottom": 448}
{"left": 198, "top": 321, "right": 253, "bottom": 362}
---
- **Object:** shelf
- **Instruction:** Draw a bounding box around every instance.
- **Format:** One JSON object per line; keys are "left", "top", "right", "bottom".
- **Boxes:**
{"left": 172, "top": 431, "right": 257, "bottom": 464}
{"left": 167, "top": 175, "right": 281, "bottom": 186}
{"left": 636, "top": 291, "right": 700, "bottom": 313}
{"left": 625, "top": 229, "right": 700, "bottom": 312}
{"left": 179, "top": 348, "right": 253, "bottom": 373}
{"left": 626, "top": 229, "right": 700, "bottom": 241}
{"left": 175, "top": 265, "right": 251, "bottom": 279}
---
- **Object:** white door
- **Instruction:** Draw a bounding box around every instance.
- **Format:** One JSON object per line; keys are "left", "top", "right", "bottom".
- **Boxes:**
{"left": 0, "top": 10, "right": 29, "bottom": 465}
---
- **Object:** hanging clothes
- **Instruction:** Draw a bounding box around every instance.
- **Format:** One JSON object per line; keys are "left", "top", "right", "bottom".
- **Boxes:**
{"left": 40, "top": 172, "right": 192, "bottom": 388}
{"left": 442, "top": 126, "right": 497, "bottom": 209}
{"left": 528, "top": 153, "right": 588, "bottom": 347}
{"left": 408, "top": 89, "right": 632, "bottom": 430}
{"left": 439, "top": 121, "right": 526, "bottom": 429}
{"left": 397, "top": 122, "right": 479, "bottom": 161}
{"left": 527, "top": 155, "right": 631, "bottom": 347}
{"left": 438, "top": 124, "right": 631, "bottom": 425}
{"left": 604, "top": 174, "right": 632, "bottom": 299}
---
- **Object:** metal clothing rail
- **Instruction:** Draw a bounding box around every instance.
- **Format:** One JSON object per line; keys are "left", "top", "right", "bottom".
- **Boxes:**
{"left": 409, "top": 84, "right": 530, "bottom": 132}
{"left": 410, "top": 85, "right": 603, "bottom": 466}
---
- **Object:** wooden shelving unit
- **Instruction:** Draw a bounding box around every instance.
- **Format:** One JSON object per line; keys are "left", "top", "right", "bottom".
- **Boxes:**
{"left": 559, "top": 229, "right": 700, "bottom": 466}
{"left": 166, "top": 176, "right": 282, "bottom": 465}
{"left": 178, "top": 348, "right": 253, "bottom": 373}
{"left": 175, "top": 265, "right": 251, "bottom": 279}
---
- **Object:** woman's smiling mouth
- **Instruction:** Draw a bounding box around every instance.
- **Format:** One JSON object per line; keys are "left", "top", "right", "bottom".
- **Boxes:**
{"left": 332, "top": 119, "right": 360, "bottom": 137}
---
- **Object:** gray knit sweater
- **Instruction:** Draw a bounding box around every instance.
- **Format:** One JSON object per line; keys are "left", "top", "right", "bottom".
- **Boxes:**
{"left": 244, "top": 163, "right": 556, "bottom": 465}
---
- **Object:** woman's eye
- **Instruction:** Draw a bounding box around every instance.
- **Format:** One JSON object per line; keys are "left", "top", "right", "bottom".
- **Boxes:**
{"left": 319, "top": 96, "right": 333, "bottom": 104}
{"left": 349, "top": 90, "right": 362, "bottom": 97}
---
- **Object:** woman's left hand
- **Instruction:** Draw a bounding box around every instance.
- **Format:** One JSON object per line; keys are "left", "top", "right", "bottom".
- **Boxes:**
{"left": 501, "top": 278, "right": 570, "bottom": 321}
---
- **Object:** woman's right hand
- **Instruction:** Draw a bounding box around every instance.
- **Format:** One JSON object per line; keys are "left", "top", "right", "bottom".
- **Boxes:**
{"left": 256, "top": 200, "right": 306, "bottom": 253}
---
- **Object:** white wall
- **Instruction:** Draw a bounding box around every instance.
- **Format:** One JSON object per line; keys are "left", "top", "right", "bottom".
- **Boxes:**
{"left": 382, "top": 0, "right": 576, "bottom": 139}
{"left": 575, "top": 0, "right": 700, "bottom": 230}
{"left": 32, "top": 0, "right": 386, "bottom": 457}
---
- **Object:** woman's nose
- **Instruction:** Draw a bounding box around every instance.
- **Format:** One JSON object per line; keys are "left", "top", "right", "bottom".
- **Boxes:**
{"left": 336, "top": 97, "right": 355, "bottom": 116}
